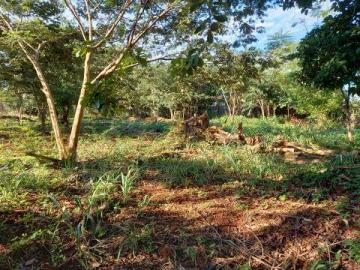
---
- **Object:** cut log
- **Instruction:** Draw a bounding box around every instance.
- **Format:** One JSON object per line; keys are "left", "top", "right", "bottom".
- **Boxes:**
{"left": 184, "top": 112, "right": 209, "bottom": 137}
{"left": 205, "top": 126, "right": 243, "bottom": 145}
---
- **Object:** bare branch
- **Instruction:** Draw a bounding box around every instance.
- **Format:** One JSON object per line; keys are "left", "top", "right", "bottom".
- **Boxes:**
{"left": 90, "top": 0, "right": 101, "bottom": 12}
{"left": 122, "top": 54, "right": 176, "bottom": 69}
{"left": 22, "top": 40, "right": 37, "bottom": 52}
{"left": 91, "top": 1, "right": 180, "bottom": 84}
{"left": 126, "top": 0, "right": 149, "bottom": 45}
{"left": 64, "top": 0, "right": 87, "bottom": 41}
{"left": 92, "top": 0, "right": 133, "bottom": 49}
{"left": 84, "top": 0, "right": 93, "bottom": 41}
{"left": 37, "top": 41, "right": 47, "bottom": 52}
{"left": 130, "top": 3, "right": 174, "bottom": 46}
{"left": 91, "top": 48, "right": 128, "bottom": 84}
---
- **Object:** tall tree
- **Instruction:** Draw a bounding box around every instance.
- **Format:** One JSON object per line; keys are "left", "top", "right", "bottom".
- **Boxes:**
{"left": 211, "top": 45, "right": 270, "bottom": 119}
{"left": 297, "top": 0, "right": 360, "bottom": 140}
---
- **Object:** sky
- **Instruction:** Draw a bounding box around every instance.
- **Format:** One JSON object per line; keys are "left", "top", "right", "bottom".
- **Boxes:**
{"left": 253, "top": 1, "right": 331, "bottom": 50}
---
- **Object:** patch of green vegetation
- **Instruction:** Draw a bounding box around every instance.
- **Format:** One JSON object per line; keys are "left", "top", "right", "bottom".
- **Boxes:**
{"left": 213, "top": 116, "right": 360, "bottom": 150}
{"left": 0, "top": 117, "right": 359, "bottom": 269}
{"left": 142, "top": 156, "right": 229, "bottom": 187}
{"left": 117, "top": 223, "right": 156, "bottom": 258}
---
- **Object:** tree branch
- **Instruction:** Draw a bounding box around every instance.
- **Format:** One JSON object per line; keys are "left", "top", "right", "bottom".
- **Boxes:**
{"left": 129, "top": 3, "right": 174, "bottom": 46}
{"left": 91, "top": 1, "right": 180, "bottom": 84}
{"left": 64, "top": 0, "right": 87, "bottom": 41}
{"left": 127, "top": 0, "right": 149, "bottom": 45}
{"left": 84, "top": 0, "right": 93, "bottom": 41}
{"left": 0, "top": 13, "right": 13, "bottom": 31}
{"left": 91, "top": 0, "right": 133, "bottom": 49}
{"left": 91, "top": 48, "right": 128, "bottom": 84}
{"left": 122, "top": 54, "right": 176, "bottom": 69}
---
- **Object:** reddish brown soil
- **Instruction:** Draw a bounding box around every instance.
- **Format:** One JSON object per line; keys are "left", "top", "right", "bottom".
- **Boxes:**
{"left": 1, "top": 177, "right": 359, "bottom": 270}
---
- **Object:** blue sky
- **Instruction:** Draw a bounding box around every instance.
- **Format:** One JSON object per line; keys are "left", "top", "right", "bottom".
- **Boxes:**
{"left": 253, "top": 1, "right": 331, "bottom": 50}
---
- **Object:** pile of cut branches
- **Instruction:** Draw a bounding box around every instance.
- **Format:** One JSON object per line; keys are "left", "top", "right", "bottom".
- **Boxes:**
{"left": 182, "top": 113, "right": 262, "bottom": 146}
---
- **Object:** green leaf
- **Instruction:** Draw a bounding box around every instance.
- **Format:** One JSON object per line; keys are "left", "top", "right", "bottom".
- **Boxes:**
{"left": 214, "top": 15, "right": 228, "bottom": 22}
{"left": 210, "top": 22, "right": 220, "bottom": 32}
{"left": 118, "top": 24, "right": 126, "bottom": 38}
{"left": 207, "top": 31, "right": 214, "bottom": 43}
{"left": 237, "top": 264, "right": 251, "bottom": 270}
{"left": 195, "top": 22, "right": 207, "bottom": 34}
{"left": 135, "top": 55, "right": 148, "bottom": 66}
{"left": 189, "top": 0, "right": 206, "bottom": 12}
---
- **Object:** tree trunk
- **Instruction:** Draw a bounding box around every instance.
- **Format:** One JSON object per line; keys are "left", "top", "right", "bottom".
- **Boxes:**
{"left": 272, "top": 105, "right": 277, "bottom": 117}
{"left": 67, "top": 52, "right": 92, "bottom": 160}
{"left": 43, "top": 86, "right": 68, "bottom": 160}
{"left": 151, "top": 109, "right": 158, "bottom": 122}
{"left": 260, "top": 100, "right": 265, "bottom": 119}
{"left": 26, "top": 57, "right": 68, "bottom": 159}
{"left": 18, "top": 106, "right": 23, "bottom": 125}
{"left": 34, "top": 94, "right": 47, "bottom": 134}
{"left": 16, "top": 40, "right": 68, "bottom": 160}
{"left": 221, "top": 88, "right": 232, "bottom": 117}
{"left": 287, "top": 104, "right": 290, "bottom": 120}
{"left": 266, "top": 104, "right": 270, "bottom": 118}
{"left": 62, "top": 105, "right": 70, "bottom": 129}
{"left": 231, "top": 105, "right": 236, "bottom": 123}
{"left": 38, "top": 105, "right": 46, "bottom": 134}
{"left": 169, "top": 108, "right": 174, "bottom": 120}
{"left": 344, "top": 95, "right": 353, "bottom": 142}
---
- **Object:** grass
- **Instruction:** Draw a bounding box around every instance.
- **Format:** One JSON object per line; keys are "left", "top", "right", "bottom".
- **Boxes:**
{"left": 0, "top": 116, "right": 359, "bottom": 269}
{"left": 213, "top": 116, "right": 360, "bottom": 150}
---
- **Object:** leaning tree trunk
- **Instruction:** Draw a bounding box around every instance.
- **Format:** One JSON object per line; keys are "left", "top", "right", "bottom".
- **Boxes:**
{"left": 42, "top": 83, "right": 69, "bottom": 159}
{"left": 16, "top": 41, "right": 69, "bottom": 160}
{"left": 67, "top": 52, "right": 92, "bottom": 160}
{"left": 221, "top": 88, "right": 232, "bottom": 118}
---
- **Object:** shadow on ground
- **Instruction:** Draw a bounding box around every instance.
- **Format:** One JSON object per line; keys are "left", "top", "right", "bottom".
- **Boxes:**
{"left": 1, "top": 161, "right": 359, "bottom": 269}
{"left": 80, "top": 118, "right": 174, "bottom": 138}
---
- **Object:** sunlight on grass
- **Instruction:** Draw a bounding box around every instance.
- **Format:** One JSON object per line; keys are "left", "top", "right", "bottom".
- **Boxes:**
{"left": 0, "top": 117, "right": 359, "bottom": 269}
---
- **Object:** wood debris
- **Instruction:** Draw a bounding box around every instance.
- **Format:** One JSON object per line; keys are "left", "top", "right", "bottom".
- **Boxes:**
{"left": 272, "top": 136, "right": 334, "bottom": 164}
{"left": 183, "top": 113, "right": 263, "bottom": 146}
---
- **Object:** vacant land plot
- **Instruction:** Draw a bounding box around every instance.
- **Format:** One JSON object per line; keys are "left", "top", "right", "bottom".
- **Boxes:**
{"left": 0, "top": 117, "right": 359, "bottom": 269}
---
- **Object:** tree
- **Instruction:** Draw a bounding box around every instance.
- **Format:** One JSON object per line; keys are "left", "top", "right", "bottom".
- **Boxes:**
{"left": 0, "top": 23, "right": 82, "bottom": 132}
{"left": 210, "top": 45, "right": 269, "bottom": 120}
{"left": 297, "top": 0, "right": 360, "bottom": 140}
{"left": 92, "top": 62, "right": 217, "bottom": 120}
{"left": 0, "top": 41, "right": 47, "bottom": 127}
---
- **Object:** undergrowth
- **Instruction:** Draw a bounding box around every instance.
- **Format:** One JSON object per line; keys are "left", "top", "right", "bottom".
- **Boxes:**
{"left": 0, "top": 117, "right": 359, "bottom": 269}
